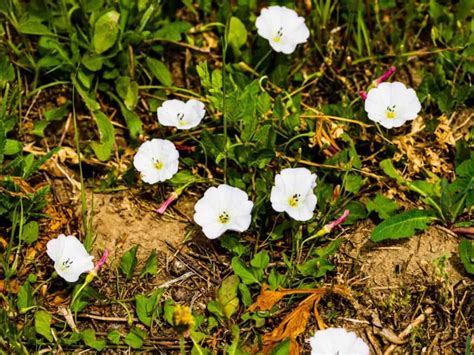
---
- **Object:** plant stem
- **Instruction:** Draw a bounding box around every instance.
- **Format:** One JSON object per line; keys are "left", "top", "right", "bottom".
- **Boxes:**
{"left": 222, "top": 18, "right": 230, "bottom": 183}
{"left": 179, "top": 334, "right": 185, "bottom": 355}
{"left": 254, "top": 48, "right": 273, "bottom": 73}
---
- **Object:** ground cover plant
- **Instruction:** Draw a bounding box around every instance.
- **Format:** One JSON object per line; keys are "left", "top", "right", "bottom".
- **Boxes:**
{"left": 0, "top": 0, "right": 473, "bottom": 353}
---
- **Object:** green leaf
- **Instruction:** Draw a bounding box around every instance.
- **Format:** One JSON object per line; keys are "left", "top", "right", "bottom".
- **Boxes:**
{"left": 366, "top": 194, "right": 399, "bottom": 220}
{"left": 120, "top": 106, "right": 143, "bottom": 139}
{"left": 145, "top": 57, "right": 172, "bottom": 86}
{"left": 297, "top": 257, "right": 335, "bottom": 278}
{"left": 152, "top": 21, "right": 192, "bottom": 41}
{"left": 217, "top": 275, "right": 240, "bottom": 319}
{"left": 19, "top": 17, "right": 52, "bottom": 35}
{"left": 238, "top": 283, "right": 252, "bottom": 307}
{"left": 17, "top": 282, "right": 33, "bottom": 312}
{"left": 271, "top": 338, "right": 291, "bottom": 355}
{"left": 124, "top": 327, "right": 147, "bottom": 349}
{"left": 81, "top": 328, "right": 106, "bottom": 351}
{"left": 343, "top": 173, "right": 365, "bottom": 194}
{"left": 21, "top": 221, "right": 39, "bottom": 244}
{"left": 120, "top": 245, "right": 138, "bottom": 279}
{"left": 231, "top": 257, "right": 260, "bottom": 285}
{"left": 82, "top": 52, "right": 104, "bottom": 71}
{"left": 342, "top": 201, "right": 366, "bottom": 225}
{"left": 115, "top": 76, "right": 139, "bottom": 110}
{"left": 35, "top": 310, "right": 53, "bottom": 342}
{"left": 459, "top": 239, "right": 474, "bottom": 275}
{"left": 250, "top": 251, "right": 269, "bottom": 270}
{"left": 4, "top": 139, "right": 22, "bottom": 155}
{"left": 90, "top": 111, "right": 115, "bottom": 161}
{"left": 227, "top": 17, "right": 247, "bottom": 56}
{"left": 71, "top": 285, "right": 100, "bottom": 312}
{"left": 107, "top": 330, "right": 121, "bottom": 345}
{"left": 380, "top": 159, "right": 404, "bottom": 183}
{"left": 371, "top": 210, "right": 438, "bottom": 242}
{"left": 93, "top": 10, "right": 120, "bottom": 54}
{"left": 135, "top": 289, "right": 164, "bottom": 327}
{"left": 140, "top": 250, "right": 158, "bottom": 278}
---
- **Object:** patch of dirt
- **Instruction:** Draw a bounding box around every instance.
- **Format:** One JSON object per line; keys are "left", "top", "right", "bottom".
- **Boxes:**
{"left": 84, "top": 190, "right": 197, "bottom": 264}
{"left": 343, "top": 221, "right": 465, "bottom": 291}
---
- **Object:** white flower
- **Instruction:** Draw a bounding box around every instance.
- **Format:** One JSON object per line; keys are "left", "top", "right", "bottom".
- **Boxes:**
{"left": 255, "top": 6, "right": 310, "bottom": 54}
{"left": 194, "top": 184, "right": 253, "bottom": 239}
{"left": 270, "top": 168, "right": 317, "bottom": 221}
{"left": 157, "top": 99, "right": 205, "bottom": 129}
{"left": 46, "top": 234, "right": 94, "bottom": 282}
{"left": 133, "top": 139, "right": 179, "bottom": 184}
{"left": 310, "top": 328, "right": 370, "bottom": 355}
{"left": 364, "top": 82, "right": 421, "bottom": 129}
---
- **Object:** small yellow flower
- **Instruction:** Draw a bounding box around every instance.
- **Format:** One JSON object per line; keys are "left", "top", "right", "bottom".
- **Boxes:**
{"left": 173, "top": 304, "right": 195, "bottom": 333}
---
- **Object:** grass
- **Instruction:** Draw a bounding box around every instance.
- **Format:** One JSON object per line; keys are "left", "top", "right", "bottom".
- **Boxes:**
{"left": 0, "top": 0, "right": 473, "bottom": 353}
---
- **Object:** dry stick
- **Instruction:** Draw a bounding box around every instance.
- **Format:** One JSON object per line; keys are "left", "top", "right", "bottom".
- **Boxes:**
{"left": 383, "top": 307, "right": 433, "bottom": 355}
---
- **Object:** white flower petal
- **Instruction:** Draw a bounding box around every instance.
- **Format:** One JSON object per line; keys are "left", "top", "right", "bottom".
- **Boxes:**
{"left": 133, "top": 139, "right": 179, "bottom": 184}
{"left": 310, "top": 328, "right": 370, "bottom": 355}
{"left": 270, "top": 168, "right": 317, "bottom": 221}
{"left": 157, "top": 99, "right": 205, "bottom": 130}
{"left": 364, "top": 81, "right": 421, "bottom": 129}
{"left": 193, "top": 184, "right": 253, "bottom": 239}
{"left": 47, "top": 235, "right": 94, "bottom": 283}
{"left": 255, "top": 6, "right": 309, "bottom": 54}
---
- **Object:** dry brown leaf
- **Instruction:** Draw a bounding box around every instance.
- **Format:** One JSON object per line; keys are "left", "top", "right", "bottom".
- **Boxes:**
{"left": 250, "top": 285, "right": 352, "bottom": 354}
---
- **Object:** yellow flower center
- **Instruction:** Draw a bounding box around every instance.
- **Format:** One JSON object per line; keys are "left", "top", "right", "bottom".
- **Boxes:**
{"left": 218, "top": 211, "right": 230, "bottom": 224}
{"left": 273, "top": 27, "right": 284, "bottom": 43}
{"left": 59, "top": 258, "right": 73, "bottom": 271}
{"left": 288, "top": 193, "right": 301, "bottom": 208}
{"left": 154, "top": 161, "right": 163, "bottom": 170}
{"left": 386, "top": 105, "right": 397, "bottom": 119}
{"left": 173, "top": 304, "right": 195, "bottom": 333}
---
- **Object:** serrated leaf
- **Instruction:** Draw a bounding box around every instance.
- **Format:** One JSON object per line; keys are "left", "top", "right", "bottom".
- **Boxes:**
{"left": 119, "top": 245, "right": 138, "bottom": 279}
{"left": 35, "top": 310, "right": 53, "bottom": 342}
{"left": 459, "top": 239, "right": 474, "bottom": 275}
{"left": 93, "top": 10, "right": 120, "bottom": 54}
{"left": 231, "top": 257, "right": 260, "bottom": 285}
{"left": 371, "top": 209, "right": 438, "bottom": 242}
{"left": 146, "top": 57, "right": 172, "bottom": 86}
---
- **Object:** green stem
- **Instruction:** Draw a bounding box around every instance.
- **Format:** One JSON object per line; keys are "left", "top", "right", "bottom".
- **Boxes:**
{"left": 222, "top": 18, "right": 230, "bottom": 183}
{"left": 179, "top": 334, "right": 185, "bottom": 355}
{"left": 254, "top": 48, "right": 273, "bottom": 73}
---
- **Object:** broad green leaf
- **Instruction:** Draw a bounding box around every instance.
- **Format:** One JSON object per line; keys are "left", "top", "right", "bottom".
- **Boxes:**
{"left": 344, "top": 173, "right": 365, "bottom": 194}
{"left": 115, "top": 76, "right": 139, "bottom": 110}
{"left": 227, "top": 17, "right": 247, "bottom": 56}
{"left": 0, "top": 55, "right": 15, "bottom": 84}
{"left": 44, "top": 104, "right": 70, "bottom": 122}
{"left": 82, "top": 52, "right": 104, "bottom": 71}
{"left": 366, "top": 194, "right": 399, "bottom": 220}
{"left": 231, "top": 257, "right": 260, "bottom": 285}
{"left": 124, "top": 327, "right": 147, "bottom": 349}
{"left": 71, "top": 76, "right": 100, "bottom": 111}
{"left": 107, "top": 330, "right": 121, "bottom": 344}
{"left": 35, "top": 310, "right": 53, "bottom": 342}
{"left": 119, "top": 245, "right": 138, "bottom": 279}
{"left": 4, "top": 139, "right": 22, "bottom": 155}
{"left": 297, "top": 257, "right": 334, "bottom": 278}
{"left": 217, "top": 275, "right": 240, "bottom": 319}
{"left": 152, "top": 21, "right": 192, "bottom": 41}
{"left": 135, "top": 288, "right": 163, "bottom": 327}
{"left": 19, "top": 17, "right": 52, "bottom": 35}
{"left": 145, "top": 57, "right": 172, "bottom": 86}
{"left": 71, "top": 285, "right": 100, "bottom": 312}
{"left": 90, "top": 111, "right": 115, "bottom": 161}
{"left": 238, "top": 283, "right": 252, "bottom": 307}
{"left": 93, "top": 10, "right": 120, "bottom": 54}
{"left": 371, "top": 209, "right": 438, "bottom": 242}
{"left": 250, "top": 251, "right": 269, "bottom": 269}
{"left": 315, "top": 239, "right": 342, "bottom": 258}
{"left": 342, "top": 201, "right": 366, "bottom": 225}
{"left": 140, "top": 250, "right": 158, "bottom": 278}
{"left": 17, "top": 282, "right": 33, "bottom": 312}
{"left": 459, "top": 239, "right": 474, "bottom": 275}
{"left": 21, "top": 221, "right": 39, "bottom": 244}
{"left": 81, "top": 328, "right": 106, "bottom": 351}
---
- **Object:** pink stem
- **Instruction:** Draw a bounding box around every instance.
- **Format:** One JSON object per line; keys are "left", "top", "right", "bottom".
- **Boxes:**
{"left": 324, "top": 209, "right": 350, "bottom": 232}
{"left": 94, "top": 249, "right": 109, "bottom": 273}
{"left": 157, "top": 192, "right": 178, "bottom": 214}
{"left": 374, "top": 66, "right": 396, "bottom": 86}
